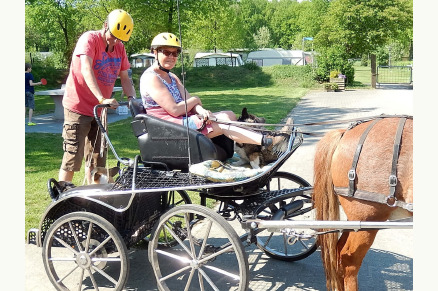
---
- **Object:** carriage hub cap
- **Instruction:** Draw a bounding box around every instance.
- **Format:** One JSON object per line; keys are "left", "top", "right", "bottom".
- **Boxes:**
{"left": 76, "top": 252, "right": 92, "bottom": 268}
{"left": 190, "top": 259, "right": 199, "bottom": 269}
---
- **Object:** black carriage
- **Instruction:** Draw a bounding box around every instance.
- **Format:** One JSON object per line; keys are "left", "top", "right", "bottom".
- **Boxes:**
{"left": 27, "top": 100, "right": 319, "bottom": 291}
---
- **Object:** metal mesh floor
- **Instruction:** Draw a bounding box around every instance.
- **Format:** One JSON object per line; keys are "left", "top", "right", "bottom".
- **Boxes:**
{"left": 111, "top": 167, "right": 212, "bottom": 190}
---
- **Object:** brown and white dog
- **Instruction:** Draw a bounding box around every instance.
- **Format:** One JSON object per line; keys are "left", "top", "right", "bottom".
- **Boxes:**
{"left": 90, "top": 166, "right": 120, "bottom": 184}
{"left": 234, "top": 108, "right": 291, "bottom": 169}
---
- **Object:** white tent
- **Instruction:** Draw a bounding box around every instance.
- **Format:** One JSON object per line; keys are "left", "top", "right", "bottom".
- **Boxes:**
{"left": 246, "top": 49, "right": 310, "bottom": 66}
{"left": 130, "top": 53, "right": 155, "bottom": 68}
{"left": 193, "top": 52, "right": 244, "bottom": 67}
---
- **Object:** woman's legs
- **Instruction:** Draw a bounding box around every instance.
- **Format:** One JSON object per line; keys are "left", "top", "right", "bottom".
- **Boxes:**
{"left": 206, "top": 111, "right": 264, "bottom": 145}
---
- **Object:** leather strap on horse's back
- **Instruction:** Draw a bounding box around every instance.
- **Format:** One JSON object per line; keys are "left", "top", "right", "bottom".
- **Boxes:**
{"left": 348, "top": 118, "right": 382, "bottom": 196}
{"left": 387, "top": 117, "right": 407, "bottom": 206}
{"left": 341, "top": 116, "right": 413, "bottom": 212}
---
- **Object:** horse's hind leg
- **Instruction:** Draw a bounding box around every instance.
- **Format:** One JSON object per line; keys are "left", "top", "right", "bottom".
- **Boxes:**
{"left": 337, "top": 230, "right": 379, "bottom": 291}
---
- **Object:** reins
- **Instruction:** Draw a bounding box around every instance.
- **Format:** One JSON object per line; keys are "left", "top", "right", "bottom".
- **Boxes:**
{"left": 210, "top": 114, "right": 413, "bottom": 137}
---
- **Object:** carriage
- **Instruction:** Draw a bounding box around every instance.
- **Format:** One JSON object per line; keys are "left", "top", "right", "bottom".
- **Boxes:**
{"left": 27, "top": 100, "right": 413, "bottom": 291}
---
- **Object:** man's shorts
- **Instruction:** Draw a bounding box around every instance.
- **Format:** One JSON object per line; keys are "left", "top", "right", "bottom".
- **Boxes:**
{"left": 60, "top": 108, "right": 107, "bottom": 172}
{"left": 25, "top": 92, "right": 35, "bottom": 110}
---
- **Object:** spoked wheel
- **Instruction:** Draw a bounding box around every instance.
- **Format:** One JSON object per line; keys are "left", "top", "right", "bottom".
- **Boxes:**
{"left": 149, "top": 204, "right": 249, "bottom": 291}
{"left": 255, "top": 171, "right": 318, "bottom": 261}
{"left": 42, "top": 212, "right": 129, "bottom": 291}
{"left": 143, "top": 190, "right": 192, "bottom": 247}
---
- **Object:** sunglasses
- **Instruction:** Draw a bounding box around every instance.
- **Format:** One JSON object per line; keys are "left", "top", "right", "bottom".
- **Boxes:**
{"left": 159, "top": 49, "right": 180, "bottom": 58}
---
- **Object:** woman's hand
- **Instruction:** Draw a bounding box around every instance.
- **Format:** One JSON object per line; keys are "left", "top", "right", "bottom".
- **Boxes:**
{"left": 195, "top": 105, "right": 212, "bottom": 123}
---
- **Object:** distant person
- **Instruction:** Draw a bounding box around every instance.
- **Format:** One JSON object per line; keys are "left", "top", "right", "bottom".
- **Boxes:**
{"left": 25, "top": 63, "right": 42, "bottom": 126}
{"left": 58, "top": 9, "right": 136, "bottom": 184}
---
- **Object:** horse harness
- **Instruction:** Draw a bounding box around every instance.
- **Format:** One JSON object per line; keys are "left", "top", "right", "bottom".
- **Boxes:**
{"left": 334, "top": 115, "right": 413, "bottom": 212}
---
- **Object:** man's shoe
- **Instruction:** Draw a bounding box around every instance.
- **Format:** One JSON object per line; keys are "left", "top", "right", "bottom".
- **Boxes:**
{"left": 27, "top": 122, "right": 36, "bottom": 126}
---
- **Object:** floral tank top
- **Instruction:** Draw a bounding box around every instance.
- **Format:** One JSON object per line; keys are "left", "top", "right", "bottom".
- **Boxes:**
{"left": 142, "top": 67, "right": 183, "bottom": 109}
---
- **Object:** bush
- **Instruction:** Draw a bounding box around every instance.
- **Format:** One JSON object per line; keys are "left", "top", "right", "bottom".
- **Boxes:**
{"left": 315, "top": 46, "right": 355, "bottom": 85}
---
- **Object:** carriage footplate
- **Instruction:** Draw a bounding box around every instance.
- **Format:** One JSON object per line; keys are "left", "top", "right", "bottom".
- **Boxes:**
{"left": 112, "top": 167, "right": 211, "bottom": 190}
{"left": 237, "top": 187, "right": 313, "bottom": 217}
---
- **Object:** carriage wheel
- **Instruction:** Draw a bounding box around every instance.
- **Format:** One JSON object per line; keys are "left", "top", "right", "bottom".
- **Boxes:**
{"left": 149, "top": 204, "right": 249, "bottom": 291}
{"left": 42, "top": 212, "right": 129, "bottom": 291}
{"left": 255, "top": 171, "right": 318, "bottom": 262}
{"left": 143, "top": 190, "right": 192, "bottom": 247}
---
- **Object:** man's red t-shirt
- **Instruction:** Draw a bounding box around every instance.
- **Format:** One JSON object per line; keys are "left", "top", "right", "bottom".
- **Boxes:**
{"left": 63, "top": 30, "right": 130, "bottom": 116}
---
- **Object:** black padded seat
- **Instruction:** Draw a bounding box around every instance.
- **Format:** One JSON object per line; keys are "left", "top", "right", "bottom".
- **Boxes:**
{"left": 129, "top": 99, "right": 233, "bottom": 171}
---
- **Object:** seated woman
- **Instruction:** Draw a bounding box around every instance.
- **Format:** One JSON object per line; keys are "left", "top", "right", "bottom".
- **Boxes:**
{"left": 139, "top": 32, "right": 280, "bottom": 149}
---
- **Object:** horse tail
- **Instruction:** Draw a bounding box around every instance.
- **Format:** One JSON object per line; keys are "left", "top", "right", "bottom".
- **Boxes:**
{"left": 313, "top": 128, "right": 345, "bottom": 291}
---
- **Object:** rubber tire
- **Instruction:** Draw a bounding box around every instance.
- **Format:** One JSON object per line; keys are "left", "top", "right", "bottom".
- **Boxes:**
{"left": 148, "top": 204, "right": 249, "bottom": 291}
{"left": 42, "top": 212, "right": 129, "bottom": 291}
{"left": 256, "top": 171, "right": 318, "bottom": 261}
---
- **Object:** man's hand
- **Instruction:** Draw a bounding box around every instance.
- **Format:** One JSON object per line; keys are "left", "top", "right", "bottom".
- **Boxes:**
{"left": 102, "top": 98, "right": 119, "bottom": 109}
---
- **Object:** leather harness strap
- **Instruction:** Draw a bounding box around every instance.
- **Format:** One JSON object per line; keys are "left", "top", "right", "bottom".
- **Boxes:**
{"left": 334, "top": 187, "right": 413, "bottom": 212}
{"left": 386, "top": 117, "right": 407, "bottom": 206}
{"left": 337, "top": 116, "right": 413, "bottom": 212}
{"left": 348, "top": 118, "right": 382, "bottom": 196}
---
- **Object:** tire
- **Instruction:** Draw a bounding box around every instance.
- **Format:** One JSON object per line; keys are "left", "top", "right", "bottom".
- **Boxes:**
{"left": 255, "top": 171, "right": 318, "bottom": 262}
{"left": 149, "top": 204, "right": 249, "bottom": 291}
{"left": 143, "top": 190, "right": 192, "bottom": 247}
{"left": 42, "top": 212, "right": 129, "bottom": 291}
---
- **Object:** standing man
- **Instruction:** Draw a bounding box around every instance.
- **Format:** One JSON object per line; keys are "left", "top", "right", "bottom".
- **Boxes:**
{"left": 59, "top": 9, "right": 136, "bottom": 184}
{"left": 25, "top": 63, "right": 42, "bottom": 126}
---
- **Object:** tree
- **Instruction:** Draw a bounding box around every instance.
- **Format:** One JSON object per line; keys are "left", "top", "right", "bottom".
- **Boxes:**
{"left": 183, "top": 0, "right": 245, "bottom": 52}
{"left": 253, "top": 26, "right": 272, "bottom": 48}
{"left": 314, "top": 0, "right": 413, "bottom": 84}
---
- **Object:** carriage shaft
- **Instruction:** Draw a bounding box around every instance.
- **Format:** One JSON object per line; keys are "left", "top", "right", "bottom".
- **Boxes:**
{"left": 243, "top": 219, "right": 413, "bottom": 232}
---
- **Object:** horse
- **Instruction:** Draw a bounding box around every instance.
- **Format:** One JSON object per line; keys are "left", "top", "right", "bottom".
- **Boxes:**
{"left": 312, "top": 116, "right": 413, "bottom": 291}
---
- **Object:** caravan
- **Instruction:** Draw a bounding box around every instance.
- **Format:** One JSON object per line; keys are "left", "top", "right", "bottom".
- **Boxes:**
{"left": 193, "top": 52, "right": 244, "bottom": 67}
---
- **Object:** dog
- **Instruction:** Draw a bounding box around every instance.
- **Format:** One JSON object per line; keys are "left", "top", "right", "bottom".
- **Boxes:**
{"left": 234, "top": 108, "right": 291, "bottom": 169}
{"left": 90, "top": 166, "right": 120, "bottom": 184}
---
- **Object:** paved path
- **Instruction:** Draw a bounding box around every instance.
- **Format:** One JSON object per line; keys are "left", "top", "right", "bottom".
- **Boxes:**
{"left": 25, "top": 88, "right": 413, "bottom": 290}
{"left": 25, "top": 110, "right": 131, "bottom": 134}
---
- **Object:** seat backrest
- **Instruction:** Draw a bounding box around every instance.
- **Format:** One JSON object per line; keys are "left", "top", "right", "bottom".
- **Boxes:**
{"left": 132, "top": 113, "right": 231, "bottom": 171}
{"left": 130, "top": 99, "right": 146, "bottom": 117}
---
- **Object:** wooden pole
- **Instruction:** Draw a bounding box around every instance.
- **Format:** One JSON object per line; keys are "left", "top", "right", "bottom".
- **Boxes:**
{"left": 371, "top": 54, "right": 377, "bottom": 88}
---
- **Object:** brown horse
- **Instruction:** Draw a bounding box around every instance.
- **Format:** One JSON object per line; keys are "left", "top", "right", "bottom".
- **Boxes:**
{"left": 313, "top": 116, "right": 413, "bottom": 291}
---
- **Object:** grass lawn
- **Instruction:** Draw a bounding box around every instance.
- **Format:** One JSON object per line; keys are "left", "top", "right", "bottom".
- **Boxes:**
{"left": 25, "top": 83, "right": 308, "bottom": 239}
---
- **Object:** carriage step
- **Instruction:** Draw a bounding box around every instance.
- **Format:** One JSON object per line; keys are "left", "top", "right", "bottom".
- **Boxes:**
{"left": 272, "top": 200, "right": 304, "bottom": 220}
{"left": 27, "top": 228, "right": 39, "bottom": 246}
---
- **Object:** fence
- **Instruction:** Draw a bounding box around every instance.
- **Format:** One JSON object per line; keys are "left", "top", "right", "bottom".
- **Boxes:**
{"left": 377, "top": 65, "right": 413, "bottom": 85}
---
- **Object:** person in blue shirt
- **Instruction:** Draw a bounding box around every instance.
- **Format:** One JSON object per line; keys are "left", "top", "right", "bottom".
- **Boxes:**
{"left": 25, "top": 63, "right": 42, "bottom": 125}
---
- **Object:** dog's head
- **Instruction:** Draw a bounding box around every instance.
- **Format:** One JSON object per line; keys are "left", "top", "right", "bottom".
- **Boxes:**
{"left": 91, "top": 166, "right": 119, "bottom": 184}
{"left": 238, "top": 107, "right": 266, "bottom": 124}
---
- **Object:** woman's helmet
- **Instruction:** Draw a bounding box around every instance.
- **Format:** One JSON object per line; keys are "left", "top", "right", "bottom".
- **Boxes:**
{"left": 151, "top": 32, "right": 181, "bottom": 52}
{"left": 107, "top": 9, "right": 134, "bottom": 42}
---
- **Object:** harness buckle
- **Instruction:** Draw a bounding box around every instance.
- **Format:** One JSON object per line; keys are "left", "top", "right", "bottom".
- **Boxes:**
{"left": 389, "top": 175, "right": 398, "bottom": 187}
{"left": 386, "top": 195, "right": 398, "bottom": 207}
{"left": 348, "top": 169, "right": 356, "bottom": 181}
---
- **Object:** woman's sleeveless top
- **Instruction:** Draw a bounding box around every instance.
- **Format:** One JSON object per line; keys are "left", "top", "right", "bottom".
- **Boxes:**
{"left": 142, "top": 67, "right": 183, "bottom": 109}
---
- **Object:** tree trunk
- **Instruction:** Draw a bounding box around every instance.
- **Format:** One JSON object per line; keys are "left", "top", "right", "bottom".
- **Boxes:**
{"left": 371, "top": 54, "right": 377, "bottom": 89}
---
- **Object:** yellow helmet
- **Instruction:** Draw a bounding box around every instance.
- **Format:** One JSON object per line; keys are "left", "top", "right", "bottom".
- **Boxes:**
{"left": 151, "top": 32, "right": 181, "bottom": 51}
{"left": 107, "top": 9, "right": 134, "bottom": 42}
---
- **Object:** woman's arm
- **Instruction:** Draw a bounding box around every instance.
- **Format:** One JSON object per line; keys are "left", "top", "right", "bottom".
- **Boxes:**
{"left": 143, "top": 73, "right": 202, "bottom": 117}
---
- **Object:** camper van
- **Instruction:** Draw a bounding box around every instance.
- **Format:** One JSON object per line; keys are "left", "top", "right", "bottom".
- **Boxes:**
{"left": 130, "top": 53, "right": 155, "bottom": 68}
{"left": 193, "top": 52, "right": 244, "bottom": 67}
{"left": 247, "top": 49, "right": 311, "bottom": 67}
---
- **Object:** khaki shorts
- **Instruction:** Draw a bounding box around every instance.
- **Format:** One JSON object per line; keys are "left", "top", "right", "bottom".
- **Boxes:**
{"left": 60, "top": 108, "right": 107, "bottom": 172}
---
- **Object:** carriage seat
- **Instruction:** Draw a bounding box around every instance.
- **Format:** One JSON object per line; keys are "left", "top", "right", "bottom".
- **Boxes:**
{"left": 129, "top": 99, "right": 234, "bottom": 171}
